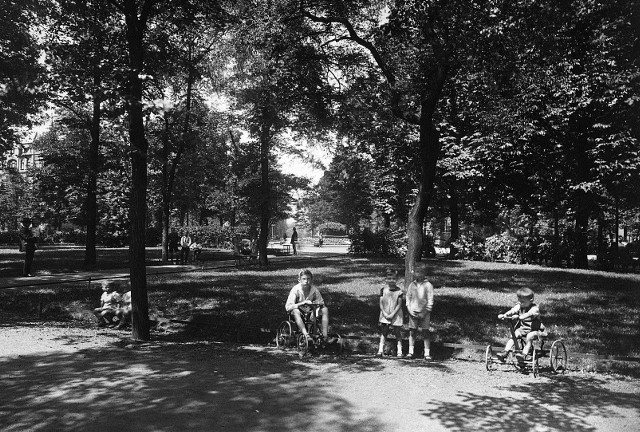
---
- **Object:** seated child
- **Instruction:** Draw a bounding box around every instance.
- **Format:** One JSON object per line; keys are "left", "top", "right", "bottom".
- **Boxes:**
{"left": 377, "top": 269, "right": 404, "bottom": 357}
{"left": 93, "top": 281, "right": 121, "bottom": 327}
{"left": 496, "top": 287, "right": 548, "bottom": 361}
{"left": 115, "top": 290, "right": 132, "bottom": 330}
{"left": 285, "top": 269, "right": 331, "bottom": 341}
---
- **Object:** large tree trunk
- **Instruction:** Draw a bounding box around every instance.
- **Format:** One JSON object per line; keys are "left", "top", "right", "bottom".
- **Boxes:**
{"left": 404, "top": 119, "right": 440, "bottom": 283}
{"left": 123, "top": 0, "right": 150, "bottom": 340}
{"left": 83, "top": 2, "right": 104, "bottom": 269}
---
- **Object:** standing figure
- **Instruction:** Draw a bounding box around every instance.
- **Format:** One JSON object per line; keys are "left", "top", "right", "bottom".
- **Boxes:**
{"left": 377, "top": 269, "right": 404, "bottom": 357}
{"left": 19, "top": 217, "right": 38, "bottom": 277}
{"left": 180, "top": 231, "right": 192, "bottom": 264}
{"left": 168, "top": 228, "right": 180, "bottom": 264}
{"left": 405, "top": 262, "right": 434, "bottom": 360}
{"left": 291, "top": 227, "right": 298, "bottom": 255}
{"left": 191, "top": 240, "right": 202, "bottom": 263}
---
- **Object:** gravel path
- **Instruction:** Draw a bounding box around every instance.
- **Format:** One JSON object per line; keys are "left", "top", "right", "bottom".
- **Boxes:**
{"left": 1, "top": 323, "right": 639, "bottom": 432}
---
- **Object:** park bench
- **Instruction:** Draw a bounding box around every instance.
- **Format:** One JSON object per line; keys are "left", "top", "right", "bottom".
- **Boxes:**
{"left": 234, "top": 253, "right": 257, "bottom": 266}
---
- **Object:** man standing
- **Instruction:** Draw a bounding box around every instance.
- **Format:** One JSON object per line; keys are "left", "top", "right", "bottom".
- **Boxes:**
{"left": 19, "top": 217, "right": 38, "bottom": 277}
{"left": 180, "top": 231, "right": 192, "bottom": 264}
{"left": 291, "top": 227, "right": 298, "bottom": 255}
{"left": 168, "top": 228, "right": 180, "bottom": 263}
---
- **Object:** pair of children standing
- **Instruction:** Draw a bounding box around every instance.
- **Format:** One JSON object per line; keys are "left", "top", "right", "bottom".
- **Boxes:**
{"left": 378, "top": 262, "right": 434, "bottom": 360}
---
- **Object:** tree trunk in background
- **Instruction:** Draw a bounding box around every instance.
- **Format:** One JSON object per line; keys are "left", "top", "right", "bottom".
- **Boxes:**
{"left": 552, "top": 208, "right": 561, "bottom": 267}
{"left": 258, "top": 112, "right": 272, "bottom": 267}
{"left": 83, "top": 3, "right": 104, "bottom": 269}
{"left": 123, "top": 0, "right": 150, "bottom": 341}
{"left": 574, "top": 200, "right": 590, "bottom": 269}
{"left": 448, "top": 187, "right": 459, "bottom": 259}
{"left": 84, "top": 81, "right": 100, "bottom": 269}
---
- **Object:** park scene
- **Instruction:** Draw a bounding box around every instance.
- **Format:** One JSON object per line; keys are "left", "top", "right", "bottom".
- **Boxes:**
{"left": 1, "top": 1, "right": 639, "bottom": 431}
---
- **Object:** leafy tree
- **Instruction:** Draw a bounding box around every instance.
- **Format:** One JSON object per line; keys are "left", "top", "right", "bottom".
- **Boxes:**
{"left": 0, "top": 0, "right": 46, "bottom": 152}
{"left": 45, "top": 0, "right": 126, "bottom": 267}
{"left": 227, "top": 0, "right": 333, "bottom": 264}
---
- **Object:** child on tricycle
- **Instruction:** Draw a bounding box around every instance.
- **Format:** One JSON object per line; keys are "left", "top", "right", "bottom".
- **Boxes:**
{"left": 496, "top": 287, "right": 548, "bottom": 362}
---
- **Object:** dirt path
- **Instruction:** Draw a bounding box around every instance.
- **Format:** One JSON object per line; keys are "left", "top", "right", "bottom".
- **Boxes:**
{"left": 1, "top": 324, "right": 639, "bottom": 432}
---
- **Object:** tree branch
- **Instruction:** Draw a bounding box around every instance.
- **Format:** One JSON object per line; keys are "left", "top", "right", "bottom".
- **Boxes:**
{"left": 300, "top": 1, "right": 420, "bottom": 125}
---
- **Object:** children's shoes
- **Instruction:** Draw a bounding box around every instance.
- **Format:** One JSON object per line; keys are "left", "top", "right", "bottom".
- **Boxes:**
{"left": 495, "top": 351, "right": 508, "bottom": 362}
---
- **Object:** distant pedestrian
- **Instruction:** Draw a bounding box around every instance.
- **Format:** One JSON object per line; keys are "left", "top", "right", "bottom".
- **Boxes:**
{"left": 180, "top": 231, "right": 192, "bottom": 264}
{"left": 19, "top": 217, "right": 38, "bottom": 277}
{"left": 191, "top": 240, "right": 202, "bottom": 263}
{"left": 291, "top": 227, "right": 298, "bottom": 255}
{"left": 168, "top": 228, "right": 179, "bottom": 263}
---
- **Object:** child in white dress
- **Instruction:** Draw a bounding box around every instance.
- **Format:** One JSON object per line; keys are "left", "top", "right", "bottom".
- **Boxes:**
{"left": 377, "top": 269, "right": 404, "bottom": 357}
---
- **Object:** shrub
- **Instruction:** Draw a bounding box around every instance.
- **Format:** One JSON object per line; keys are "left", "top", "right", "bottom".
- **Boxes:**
{"left": 452, "top": 232, "right": 486, "bottom": 261}
{"left": 484, "top": 233, "right": 524, "bottom": 263}
{"left": 0, "top": 231, "right": 19, "bottom": 246}
{"left": 348, "top": 227, "right": 405, "bottom": 257}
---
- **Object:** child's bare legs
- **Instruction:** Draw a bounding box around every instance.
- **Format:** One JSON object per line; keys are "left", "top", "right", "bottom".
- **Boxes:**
{"left": 320, "top": 306, "right": 329, "bottom": 338}
{"left": 423, "top": 329, "right": 431, "bottom": 359}
{"left": 378, "top": 324, "right": 389, "bottom": 355}
{"left": 408, "top": 328, "right": 417, "bottom": 356}
{"left": 393, "top": 326, "right": 403, "bottom": 357}
{"left": 522, "top": 331, "right": 542, "bottom": 357}
{"left": 290, "top": 309, "right": 308, "bottom": 336}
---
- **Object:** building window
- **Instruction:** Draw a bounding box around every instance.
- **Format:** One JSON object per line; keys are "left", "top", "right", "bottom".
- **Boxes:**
{"left": 20, "top": 158, "right": 26, "bottom": 170}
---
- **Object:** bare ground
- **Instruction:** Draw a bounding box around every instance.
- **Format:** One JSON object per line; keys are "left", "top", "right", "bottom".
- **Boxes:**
{"left": 1, "top": 322, "right": 639, "bottom": 432}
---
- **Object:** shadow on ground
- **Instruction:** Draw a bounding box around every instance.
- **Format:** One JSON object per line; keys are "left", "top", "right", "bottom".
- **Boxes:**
{"left": 0, "top": 341, "right": 384, "bottom": 432}
{"left": 421, "top": 374, "right": 639, "bottom": 432}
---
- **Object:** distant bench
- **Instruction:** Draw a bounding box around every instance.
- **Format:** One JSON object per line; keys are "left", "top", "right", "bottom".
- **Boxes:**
{"left": 234, "top": 253, "right": 257, "bottom": 266}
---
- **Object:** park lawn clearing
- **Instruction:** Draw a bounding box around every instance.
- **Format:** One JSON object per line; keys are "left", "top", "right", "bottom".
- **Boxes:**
{"left": 1, "top": 255, "right": 639, "bottom": 375}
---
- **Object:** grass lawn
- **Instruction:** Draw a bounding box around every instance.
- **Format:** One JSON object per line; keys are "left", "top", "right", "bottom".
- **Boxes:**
{"left": 1, "top": 250, "right": 639, "bottom": 375}
{"left": 0, "top": 245, "right": 235, "bottom": 277}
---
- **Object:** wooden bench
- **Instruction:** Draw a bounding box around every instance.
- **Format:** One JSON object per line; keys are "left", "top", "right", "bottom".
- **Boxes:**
{"left": 234, "top": 253, "right": 257, "bottom": 266}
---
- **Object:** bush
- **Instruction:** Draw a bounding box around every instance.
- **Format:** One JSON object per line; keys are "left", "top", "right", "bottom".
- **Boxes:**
{"left": 0, "top": 230, "right": 19, "bottom": 246}
{"left": 452, "top": 232, "right": 486, "bottom": 261}
{"left": 348, "top": 227, "right": 405, "bottom": 257}
{"left": 484, "top": 233, "right": 524, "bottom": 263}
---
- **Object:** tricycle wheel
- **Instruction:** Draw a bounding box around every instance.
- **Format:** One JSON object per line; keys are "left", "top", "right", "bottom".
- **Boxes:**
{"left": 550, "top": 340, "right": 568, "bottom": 374}
{"left": 297, "top": 333, "right": 309, "bottom": 358}
{"left": 485, "top": 345, "right": 495, "bottom": 371}
{"left": 276, "top": 321, "right": 292, "bottom": 349}
{"left": 509, "top": 351, "right": 520, "bottom": 371}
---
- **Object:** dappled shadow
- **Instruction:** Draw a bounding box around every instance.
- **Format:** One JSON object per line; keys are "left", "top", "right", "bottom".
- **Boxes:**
{"left": 0, "top": 342, "right": 385, "bottom": 432}
{"left": 421, "top": 375, "right": 640, "bottom": 432}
